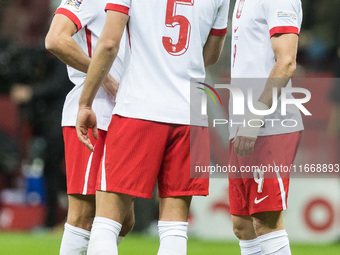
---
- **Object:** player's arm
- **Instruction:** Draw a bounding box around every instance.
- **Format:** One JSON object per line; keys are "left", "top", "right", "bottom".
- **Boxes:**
{"left": 258, "top": 33, "right": 299, "bottom": 106}
{"left": 76, "top": 10, "right": 128, "bottom": 151}
{"left": 234, "top": 33, "right": 299, "bottom": 157}
{"left": 203, "top": 34, "right": 226, "bottom": 67}
{"left": 45, "top": 14, "right": 118, "bottom": 97}
{"left": 45, "top": 14, "right": 89, "bottom": 73}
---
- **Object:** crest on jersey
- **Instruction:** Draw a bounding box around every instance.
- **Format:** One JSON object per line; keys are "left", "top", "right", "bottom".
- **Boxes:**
{"left": 277, "top": 11, "right": 297, "bottom": 20}
{"left": 236, "top": 0, "right": 245, "bottom": 19}
{"left": 66, "top": 0, "right": 84, "bottom": 10}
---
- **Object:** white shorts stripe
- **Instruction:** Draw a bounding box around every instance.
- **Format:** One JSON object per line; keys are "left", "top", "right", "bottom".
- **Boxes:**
{"left": 274, "top": 161, "right": 287, "bottom": 210}
{"left": 82, "top": 152, "right": 94, "bottom": 195}
{"left": 101, "top": 145, "right": 107, "bottom": 191}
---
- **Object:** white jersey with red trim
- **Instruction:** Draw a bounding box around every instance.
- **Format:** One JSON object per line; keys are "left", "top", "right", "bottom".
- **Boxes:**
{"left": 55, "top": 0, "right": 126, "bottom": 130}
{"left": 106, "top": 0, "right": 229, "bottom": 126}
{"left": 229, "top": 0, "right": 304, "bottom": 139}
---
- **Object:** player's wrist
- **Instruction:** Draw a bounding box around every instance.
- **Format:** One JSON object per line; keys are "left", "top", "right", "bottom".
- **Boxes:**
{"left": 253, "top": 101, "right": 269, "bottom": 112}
{"left": 78, "top": 99, "right": 93, "bottom": 109}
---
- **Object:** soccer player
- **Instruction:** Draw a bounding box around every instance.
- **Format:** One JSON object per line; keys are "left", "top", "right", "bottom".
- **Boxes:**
{"left": 76, "top": 0, "right": 229, "bottom": 254}
{"left": 228, "top": 0, "right": 303, "bottom": 254}
{"left": 45, "top": 0, "right": 134, "bottom": 254}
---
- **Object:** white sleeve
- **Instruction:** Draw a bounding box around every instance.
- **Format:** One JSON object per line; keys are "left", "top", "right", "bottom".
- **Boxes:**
{"left": 55, "top": 0, "right": 98, "bottom": 31}
{"left": 211, "top": 0, "right": 230, "bottom": 35}
{"left": 264, "top": 0, "right": 302, "bottom": 37}
{"left": 106, "top": 0, "right": 131, "bottom": 15}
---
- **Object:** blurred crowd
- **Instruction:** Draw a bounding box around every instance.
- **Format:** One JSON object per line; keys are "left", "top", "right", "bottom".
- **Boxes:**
{"left": 0, "top": 0, "right": 339, "bottom": 230}
{"left": 0, "top": 0, "right": 72, "bottom": 228}
{"left": 298, "top": 0, "right": 340, "bottom": 75}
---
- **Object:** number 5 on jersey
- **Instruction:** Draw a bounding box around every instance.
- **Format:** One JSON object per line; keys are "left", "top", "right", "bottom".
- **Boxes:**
{"left": 163, "top": 0, "right": 194, "bottom": 56}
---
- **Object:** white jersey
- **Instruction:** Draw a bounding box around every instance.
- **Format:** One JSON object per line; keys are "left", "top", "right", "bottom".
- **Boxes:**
{"left": 106, "top": 0, "right": 229, "bottom": 126}
{"left": 229, "top": 0, "right": 304, "bottom": 139}
{"left": 55, "top": 0, "right": 126, "bottom": 130}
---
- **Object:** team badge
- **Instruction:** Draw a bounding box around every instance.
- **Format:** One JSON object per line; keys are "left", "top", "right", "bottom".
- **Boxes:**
{"left": 66, "top": 0, "right": 84, "bottom": 10}
{"left": 236, "top": 0, "right": 245, "bottom": 19}
{"left": 277, "top": 11, "right": 297, "bottom": 20}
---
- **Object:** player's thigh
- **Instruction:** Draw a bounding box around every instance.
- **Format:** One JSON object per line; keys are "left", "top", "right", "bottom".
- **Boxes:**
{"left": 158, "top": 125, "right": 209, "bottom": 198}
{"left": 159, "top": 196, "right": 192, "bottom": 222}
{"left": 100, "top": 116, "right": 168, "bottom": 198}
{"left": 95, "top": 190, "right": 133, "bottom": 224}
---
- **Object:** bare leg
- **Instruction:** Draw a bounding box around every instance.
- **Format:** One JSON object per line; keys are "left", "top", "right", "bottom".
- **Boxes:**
{"left": 120, "top": 200, "right": 135, "bottom": 237}
{"left": 159, "top": 196, "right": 192, "bottom": 221}
{"left": 157, "top": 196, "right": 192, "bottom": 255}
{"left": 95, "top": 190, "right": 133, "bottom": 223}
{"left": 67, "top": 194, "right": 96, "bottom": 230}
{"left": 252, "top": 211, "right": 291, "bottom": 255}
{"left": 231, "top": 215, "right": 261, "bottom": 255}
{"left": 231, "top": 215, "right": 257, "bottom": 240}
{"left": 252, "top": 211, "right": 284, "bottom": 236}
{"left": 59, "top": 194, "right": 95, "bottom": 255}
{"left": 87, "top": 191, "right": 133, "bottom": 255}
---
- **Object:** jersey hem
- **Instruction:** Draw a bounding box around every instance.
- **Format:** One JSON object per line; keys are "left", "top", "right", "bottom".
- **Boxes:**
{"left": 210, "top": 27, "right": 228, "bottom": 36}
{"left": 61, "top": 123, "right": 109, "bottom": 131}
{"left": 158, "top": 190, "right": 209, "bottom": 198}
{"left": 230, "top": 206, "right": 287, "bottom": 216}
{"left": 270, "top": 26, "right": 299, "bottom": 37}
{"left": 99, "top": 186, "right": 153, "bottom": 199}
{"left": 112, "top": 111, "right": 208, "bottom": 127}
{"left": 105, "top": 3, "right": 129, "bottom": 15}
{"left": 229, "top": 129, "right": 303, "bottom": 140}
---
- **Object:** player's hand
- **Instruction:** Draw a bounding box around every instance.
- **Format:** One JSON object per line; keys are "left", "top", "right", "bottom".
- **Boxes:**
{"left": 233, "top": 127, "right": 257, "bottom": 157}
{"left": 233, "top": 120, "right": 260, "bottom": 157}
{"left": 233, "top": 101, "right": 269, "bottom": 157}
{"left": 76, "top": 105, "right": 98, "bottom": 152}
{"left": 103, "top": 74, "right": 119, "bottom": 100}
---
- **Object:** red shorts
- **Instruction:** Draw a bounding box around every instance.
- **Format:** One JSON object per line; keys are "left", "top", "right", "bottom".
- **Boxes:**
{"left": 228, "top": 131, "right": 302, "bottom": 216}
{"left": 97, "top": 115, "right": 210, "bottom": 199}
{"left": 63, "top": 127, "right": 107, "bottom": 195}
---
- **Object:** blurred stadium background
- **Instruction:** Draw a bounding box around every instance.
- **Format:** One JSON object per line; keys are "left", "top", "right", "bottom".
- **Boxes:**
{"left": 0, "top": 0, "right": 339, "bottom": 254}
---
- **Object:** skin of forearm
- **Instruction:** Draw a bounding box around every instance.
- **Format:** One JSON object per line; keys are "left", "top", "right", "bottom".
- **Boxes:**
{"left": 47, "top": 33, "right": 115, "bottom": 95}
{"left": 79, "top": 38, "right": 119, "bottom": 107}
{"left": 203, "top": 35, "right": 226, "bottom": 67}
{"left": 258, "top": 59, "right": 296, "bottom": 107}
{"left": 48, "top": 34, "right": 91, "bottom": 74}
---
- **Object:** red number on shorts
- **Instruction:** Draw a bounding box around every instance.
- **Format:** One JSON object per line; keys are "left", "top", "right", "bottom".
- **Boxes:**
{"left": 253, "top": 169, "right": 264, "bottom": 193}
{"left": 163, "top": 0, "right": 194, "bottom": 56}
